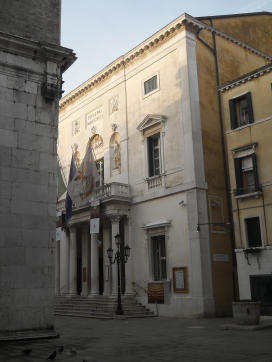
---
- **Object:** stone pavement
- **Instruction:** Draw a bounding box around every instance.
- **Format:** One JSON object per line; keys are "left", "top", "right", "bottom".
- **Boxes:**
{"left": 1, "top": 316, "right": 272, "bottom": 362}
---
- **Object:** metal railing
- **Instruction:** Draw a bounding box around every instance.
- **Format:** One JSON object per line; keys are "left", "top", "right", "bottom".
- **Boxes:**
{"left": 233, "top": 184, "right": 262, "bottom": 197}
{"left": 57, "top": 182, "right": 130, "bottom": 211}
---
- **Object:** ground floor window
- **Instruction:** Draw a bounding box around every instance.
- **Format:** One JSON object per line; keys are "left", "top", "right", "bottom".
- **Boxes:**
{"left": 245, "top": 216, "right": 263, "bottom": 248}
{"left": 250, "top": 275, "right": 272, "bottom": 315}
{"left": 152, "top": 235, "right": 167, "bottom": 281}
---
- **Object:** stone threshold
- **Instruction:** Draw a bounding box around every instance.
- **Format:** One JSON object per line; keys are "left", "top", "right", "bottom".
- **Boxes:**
{"left": 0, "top": 329, "right": 60, "bottom": 342}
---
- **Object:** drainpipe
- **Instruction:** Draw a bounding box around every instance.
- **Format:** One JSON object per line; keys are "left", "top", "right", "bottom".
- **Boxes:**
{"left": 197, "top": 20, "right": 237, "bottom": 302}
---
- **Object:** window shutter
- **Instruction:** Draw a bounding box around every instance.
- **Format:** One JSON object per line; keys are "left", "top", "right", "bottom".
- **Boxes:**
{"left": 246, "top": 92, "right": 254, "bottom": 124}
{"left": 251, "top": 153, "right": 259, "bottom": 191}
{"left": 229, "top": 99, "right": 238, "bottom": 129}
{"left": 234, "top": 158, "right": 243, "bottom": 194}
{"left": 148, "top": 138, "right": 154, "bottom": 177}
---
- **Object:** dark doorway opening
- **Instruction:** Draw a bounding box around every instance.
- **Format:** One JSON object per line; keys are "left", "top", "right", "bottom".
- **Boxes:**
{"left": 98, "top": 227, "right": 104, "bottom": 295}
{"left": 250, "top": 275, "right": 272, "bottom": 315}
{"left": 76, "top": 229, "right": 82, "bottom": 296}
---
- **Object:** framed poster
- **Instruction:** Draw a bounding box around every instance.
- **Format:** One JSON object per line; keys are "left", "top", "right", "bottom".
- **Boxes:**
{"left": 172, "top": 267, "right": 188, "bottom": 293}
{"left": 148, "top": 283, "right": 164, "bottom": 304}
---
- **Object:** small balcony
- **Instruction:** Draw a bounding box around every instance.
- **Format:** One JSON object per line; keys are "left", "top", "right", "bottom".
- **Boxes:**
{"left": 146, "top": 174, "right": 165, "bottom": 191}
{"left": 57, "top": 182, "right": 130, "bottom": 211}
{"left": 233, "top": 184, "right": 262, "bottom": 199}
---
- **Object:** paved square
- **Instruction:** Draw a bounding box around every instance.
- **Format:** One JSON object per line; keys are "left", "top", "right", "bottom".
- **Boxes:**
{"left": 1, "top": 316, "right": 272, "bottom": 362}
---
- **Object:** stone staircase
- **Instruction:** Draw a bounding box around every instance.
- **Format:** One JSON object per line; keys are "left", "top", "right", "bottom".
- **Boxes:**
{"left": 54, "top": 296, "right": 155, "bottom": 319}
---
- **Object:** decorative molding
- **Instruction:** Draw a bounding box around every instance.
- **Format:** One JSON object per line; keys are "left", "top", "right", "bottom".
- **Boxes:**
{"left": 69, "top": 225, "right": 77, "bottom": 233}
{"left": 137, "top": 114, "right": 167, "bottom": 141}
{"left": 142, "top": 220, "right": 171, "bottom": 240}
{"left": 110, "top": 96, "right": 119, "bottom": 115}
{"left": 124, "top": 215, "right": 131, "bottom": 226}
{"left": 107, "top": 213, "right": 122, "bottom": 224}
{"left": 59, "top": 13, "right": 206, "bottom": 111}
{"left": 91, "top": 126, "right": 96, "bottom": 135}
{"left": 110, "top": 123, "right": 117, "bottom": 132}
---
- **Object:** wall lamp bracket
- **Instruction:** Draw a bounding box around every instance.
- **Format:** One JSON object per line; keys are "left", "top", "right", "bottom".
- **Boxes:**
{"left": 196, "top": 222, "right": 234, "bottom": 232}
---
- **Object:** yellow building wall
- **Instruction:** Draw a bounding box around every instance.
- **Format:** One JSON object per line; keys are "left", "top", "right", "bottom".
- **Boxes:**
{"left": 195, "top": 20, "right": 272, "bottom": 315}
{"left": 221, "top": 73, "right": 272, "bottom": 250}
{"left": 201, "top": 14, "right": 272, "bottom": 57}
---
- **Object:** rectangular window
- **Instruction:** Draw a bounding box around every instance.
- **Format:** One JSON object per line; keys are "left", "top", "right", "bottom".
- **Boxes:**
{"left": 152, "top": 235, "right": 167, "bottom": 281}
{"left": 245, "top": 217, "right": 262, "bottom": 248}
{"left": 144, "top": 75, "right": 158, "bottom": 95}
{"left": 250, "top": 275, "right": 272, "bottom": 315}
{"left": 147, "top": 134, "right": 161, "bottom": 177}
{"left": 229, "top": 92, "right": 254, "bottom": 130}
{"left": 95, "top": 158, "right": 104, "bottom": 188}
{"left": 234, "top": 153, "right": 260, "bottom": 196}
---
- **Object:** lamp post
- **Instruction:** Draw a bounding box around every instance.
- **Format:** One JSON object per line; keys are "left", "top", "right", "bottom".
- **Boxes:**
{"left": 107, "top": 233, "right": 131, "bottom": 315}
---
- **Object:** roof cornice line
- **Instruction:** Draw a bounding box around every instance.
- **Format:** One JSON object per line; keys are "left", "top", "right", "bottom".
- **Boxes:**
{"left": 218, "top": 63, "right": 272, "bottom": 91}
{"left": 59, "top": 13, "right": 206, "bottom": 112}
{"left": 202, "top": 23, "right": 272, "bottom": 61}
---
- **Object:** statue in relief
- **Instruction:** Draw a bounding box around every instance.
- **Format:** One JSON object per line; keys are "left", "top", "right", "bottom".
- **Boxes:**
{"left": 113, "top": 141, "right": 121, "bottom": 169}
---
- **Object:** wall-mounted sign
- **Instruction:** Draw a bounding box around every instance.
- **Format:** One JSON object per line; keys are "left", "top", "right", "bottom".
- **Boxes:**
{"left": 173, "top": 267, "right": 188, "bottom": 293}
{"left": 86, "top": 107, "right": 103, "bottom": 127}
{"left": 90, "top": 218, "right": 99, "bottom": 234}
{"left": 213, "top": 254, "right": 229, "bottom": 262}
{"left": 56, "top": 227, "right": 62, "bottom": 241}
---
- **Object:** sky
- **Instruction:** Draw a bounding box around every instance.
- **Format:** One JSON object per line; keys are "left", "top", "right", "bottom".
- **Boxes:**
{"left": 61, "top": 0, "right": 272, "bottom": 96}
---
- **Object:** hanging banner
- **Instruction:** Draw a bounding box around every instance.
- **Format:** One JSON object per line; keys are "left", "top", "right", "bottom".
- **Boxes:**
{"left": 90, "top": 218, "right": 100, "bottom": 234}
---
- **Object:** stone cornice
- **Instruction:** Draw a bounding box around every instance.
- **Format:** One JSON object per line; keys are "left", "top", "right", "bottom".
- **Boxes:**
{"left": 59, "top": 13, "right": 206, "bottom": 112}
{"left": 218, "top": 63, "right": 272, "bottom": 92}
{"left": 0, "top": 31, "right": 77, "bottom": 73}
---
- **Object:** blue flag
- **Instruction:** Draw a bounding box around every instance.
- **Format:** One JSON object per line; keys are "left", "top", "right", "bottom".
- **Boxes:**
{"left": 65, "top": 154, "right": 76, "bottom": 222}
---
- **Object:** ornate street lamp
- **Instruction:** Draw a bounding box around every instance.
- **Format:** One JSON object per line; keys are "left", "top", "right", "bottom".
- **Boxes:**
{"left": 107, "top": 233, "right": 131, "bottom": 315}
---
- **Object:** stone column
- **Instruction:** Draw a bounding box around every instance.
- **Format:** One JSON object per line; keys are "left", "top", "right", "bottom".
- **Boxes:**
{"left": 103, "top": 220, "right": 111, "bottom": 297}
{"left": 68, "top": 225, "right": 77, "bottom": 297}
{"left": 64, "top": 229, "right": 70, "bottom": 295}
{"left": 108, "top": 213, "right": 121, "bottom": 298}
{"left": 81, "top": 225, "right": 89, "bottom": 297}
{"left": 124, "top": 216, "right": 134, "bottom": 296}
{"left": 89, "top": 233, "right": 100, "bottom": 297}
{"left": 55, "top": 238, "right": 60, "bottom": 295}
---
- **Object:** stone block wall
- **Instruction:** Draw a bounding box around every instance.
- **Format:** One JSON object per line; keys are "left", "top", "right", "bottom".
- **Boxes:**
{"left": 0, "top": 0, "right": 61, "bottom": 45}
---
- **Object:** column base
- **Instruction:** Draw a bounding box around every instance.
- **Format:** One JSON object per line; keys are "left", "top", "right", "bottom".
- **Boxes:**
{"left": 54, "top": 293, "right": 61, "bottom": 296}
{"left": 103, "top": 292, "right": 111, "bottom": 298}
{"left": 109, "top": 292, "right": 118, "bottom": 299}
{"left": 88, "top": 293, "right": 100, "bottom": 298}
{"left": 124, "top": 292, "right": 134, "bottom": 297}
{"left": 67, "top": 293, "right": 78, "bottom": 298}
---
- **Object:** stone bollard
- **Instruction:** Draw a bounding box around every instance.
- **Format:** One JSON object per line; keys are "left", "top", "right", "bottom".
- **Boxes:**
{"left": 232, "top": 300, "right": 260, "bottom": 325}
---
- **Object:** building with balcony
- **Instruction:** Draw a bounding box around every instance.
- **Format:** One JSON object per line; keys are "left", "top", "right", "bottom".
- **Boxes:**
{"left": 219, "top": 62, "right": 272, "bottom": 315}
{"left": 57, "top": 12, "right": 272, "bottom": 318}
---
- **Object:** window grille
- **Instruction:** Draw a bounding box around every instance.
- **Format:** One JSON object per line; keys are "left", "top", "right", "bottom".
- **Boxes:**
{"left": 152, "top": 235, "right": 167, "bottom": 281}
{"left": 144, "top": 75, "right": 158, "bottom": 95}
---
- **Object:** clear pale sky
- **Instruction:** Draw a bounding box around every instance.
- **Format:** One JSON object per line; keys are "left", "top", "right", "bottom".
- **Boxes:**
{"left": 61, "top": 0, "right": 272, "bottom": 96}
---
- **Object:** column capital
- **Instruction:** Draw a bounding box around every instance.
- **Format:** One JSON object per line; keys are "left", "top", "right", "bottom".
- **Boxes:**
{"left": 68, "top": 224, "right": 77, "bottom": 234}
{"left": 124, "top": 214, "right": 131, "bottom": 226}
{"left": 107, "top": 213, "right": 122, "bottom": 224}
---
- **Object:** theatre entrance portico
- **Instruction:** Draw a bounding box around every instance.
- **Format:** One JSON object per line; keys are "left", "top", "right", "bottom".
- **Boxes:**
{"left": 55, "top": 183, "right": 134, "bottom": 300}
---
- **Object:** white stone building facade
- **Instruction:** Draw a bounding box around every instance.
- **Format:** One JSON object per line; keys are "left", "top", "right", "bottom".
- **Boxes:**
{"left": 57, "top": 14, "right": 216, "bottom": 318}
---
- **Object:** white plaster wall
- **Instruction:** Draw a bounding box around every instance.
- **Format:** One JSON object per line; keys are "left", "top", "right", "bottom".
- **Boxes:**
{"left": 236, "top": 248, "right": 272, "bottom": 299}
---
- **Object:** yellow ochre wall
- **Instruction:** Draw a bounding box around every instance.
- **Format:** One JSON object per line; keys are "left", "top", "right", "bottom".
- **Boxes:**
{"left": 194, "top": 13, "right": 272, "bottom": 315}
{"left": 221, "top": 73, "right": 272, "bottom": 250}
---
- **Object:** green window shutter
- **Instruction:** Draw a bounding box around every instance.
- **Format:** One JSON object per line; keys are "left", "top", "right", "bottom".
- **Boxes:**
{"left": 246, "top": 92, "right": 254, "bottom": 124}
{"left": 57, "top": 162, "right": 67, "bottom": 199}
{"left": 229, "top": 99, "right": 238, "bottom": 130}
{"left": 148, "top": 138, "right": 154, "bottom": 177}
{"left": 234, "top": 158, "right": 243, "bottom": 194}
{"left": 252, "top": 153, "right": 259, "bottom": 191}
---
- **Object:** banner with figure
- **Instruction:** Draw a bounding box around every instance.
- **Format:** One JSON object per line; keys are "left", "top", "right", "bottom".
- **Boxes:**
{"left": 67, "top": 142, "right": 99, "bottom": 208}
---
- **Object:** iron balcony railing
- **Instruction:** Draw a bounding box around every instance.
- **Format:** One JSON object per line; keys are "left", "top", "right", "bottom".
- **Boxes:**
{"left": 233, "top": 184, "right": 262, "bottom": 197}
{"left": 57, "top": 182, "right": 130, "bottom": 211}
